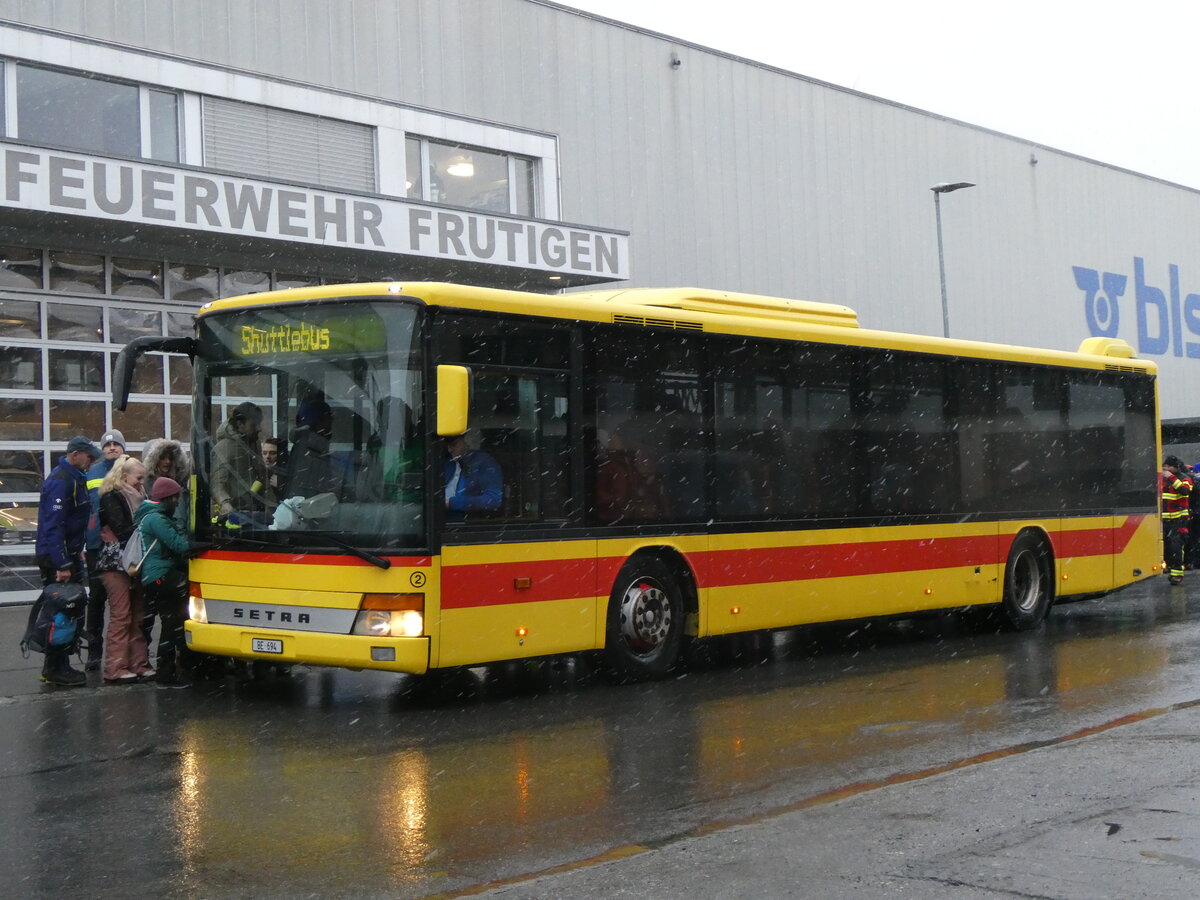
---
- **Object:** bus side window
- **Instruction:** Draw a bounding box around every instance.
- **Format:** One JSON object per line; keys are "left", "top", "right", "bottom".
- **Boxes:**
{"left": 462, "top": 370, "right": 570, "bottom": 523}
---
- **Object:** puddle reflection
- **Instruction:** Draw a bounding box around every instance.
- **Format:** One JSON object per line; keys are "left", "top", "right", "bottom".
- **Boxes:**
{"left": 160, "top": 583, "right": 1187, "bottom": 897}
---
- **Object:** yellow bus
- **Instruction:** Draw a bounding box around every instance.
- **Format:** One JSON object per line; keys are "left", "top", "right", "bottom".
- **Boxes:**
{"left": 113, "top": 282, "right": 1162, "bottom": 681}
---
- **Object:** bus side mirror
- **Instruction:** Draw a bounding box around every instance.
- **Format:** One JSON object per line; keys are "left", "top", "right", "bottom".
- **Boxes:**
{"left": 436, "top": 365, "right": 471, "bottom": 436}
{"left": 112, "top": 336, "right": 196, "bottom": 411}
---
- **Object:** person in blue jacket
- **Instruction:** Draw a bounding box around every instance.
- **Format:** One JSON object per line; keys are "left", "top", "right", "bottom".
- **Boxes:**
{"left": 84, "top": 428, "right": 125, "bottom": 669}
{"left": 442, "top": 433, "right": 503, "bottom": 520}
{"left": 34, "top": 435, "right": 102, "bottom": 686}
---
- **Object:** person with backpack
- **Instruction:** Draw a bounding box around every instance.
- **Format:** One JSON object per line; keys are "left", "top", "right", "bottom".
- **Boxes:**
{"left": 34, "top": 435, "right": 102, "bottom": 686}
{"left": 96, "top": 455, "right": 152, "bottom": 683}
{"left": 133, "top": 477, "right": 200, "bottom": 685}
{"left": 138, "top": 436, "right": 192, "bottom": 656}
{"left": 83, "top": 428, "right": 126, "bottom": 670}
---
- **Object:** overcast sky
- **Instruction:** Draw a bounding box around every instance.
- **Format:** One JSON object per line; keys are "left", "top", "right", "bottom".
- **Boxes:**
{"left": 560, "top": 0, "right": 1200, "bottom": 190}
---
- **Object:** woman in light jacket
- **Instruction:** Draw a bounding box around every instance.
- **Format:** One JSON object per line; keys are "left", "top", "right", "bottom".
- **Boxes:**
{"left": 96, "top": 455, "right": 152, "bottom": 683}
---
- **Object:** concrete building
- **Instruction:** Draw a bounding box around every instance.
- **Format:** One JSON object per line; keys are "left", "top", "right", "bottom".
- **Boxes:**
{"left": 0, "top": 0, "right": 1195, "bottom": 597}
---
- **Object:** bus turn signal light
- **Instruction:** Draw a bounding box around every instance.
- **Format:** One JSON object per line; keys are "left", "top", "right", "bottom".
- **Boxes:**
{"left": 361, "top": 593, "right": 424, "bottom": 611}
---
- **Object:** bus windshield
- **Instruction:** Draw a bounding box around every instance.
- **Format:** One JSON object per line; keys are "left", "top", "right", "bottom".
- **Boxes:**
{"left": 194, "top": 298, "right": 424, "bottom": 550}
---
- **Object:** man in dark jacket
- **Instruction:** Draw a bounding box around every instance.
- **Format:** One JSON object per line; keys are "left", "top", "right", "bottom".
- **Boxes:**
{"left": 211, "top": 401, "right": 266, "bottom": 518}
{"left": 286, "top": 395, "right": 343, "bottom": 500}
{"left": 84, "top": 428, "right": 125, "bottom": 669}
{"left": 35, "top": 435, "right": 102, "bottom": 686}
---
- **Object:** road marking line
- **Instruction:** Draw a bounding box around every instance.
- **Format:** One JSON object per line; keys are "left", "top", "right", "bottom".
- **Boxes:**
{"left": 426, "top": 696, "right": 1200, "bottom": 899}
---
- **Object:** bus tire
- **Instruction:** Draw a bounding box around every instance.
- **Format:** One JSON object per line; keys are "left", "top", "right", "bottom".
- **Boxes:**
{"left": 604, "top": 557, "right": 684, "bottom": 681}
{"left": 999, "top": 531, "right": 1054, "bottom": 631}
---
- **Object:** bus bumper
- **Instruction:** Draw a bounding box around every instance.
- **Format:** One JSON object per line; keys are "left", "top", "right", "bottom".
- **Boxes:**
{"left": 184, "top": 621, "right": 430, "bottom": 674}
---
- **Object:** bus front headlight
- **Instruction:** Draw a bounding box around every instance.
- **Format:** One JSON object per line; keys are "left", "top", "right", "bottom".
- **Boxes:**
{"left": 352, "top": 594, "right": 424, "bottom": 637}
{"left": 188, "top": 584, "right": 207, "bottom": 624}
{"left": 397, "top": 609, "right": 424, "bottom": 637}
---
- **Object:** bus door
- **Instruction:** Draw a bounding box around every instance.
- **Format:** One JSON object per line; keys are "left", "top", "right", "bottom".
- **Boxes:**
{"left": 437, "top": 348, "right": 596, "bottom": 667}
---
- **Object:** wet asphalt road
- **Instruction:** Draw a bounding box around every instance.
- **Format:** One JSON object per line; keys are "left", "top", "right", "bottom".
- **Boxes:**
{"left": 2, "top": 577, "right": 1200, "bottom": 899}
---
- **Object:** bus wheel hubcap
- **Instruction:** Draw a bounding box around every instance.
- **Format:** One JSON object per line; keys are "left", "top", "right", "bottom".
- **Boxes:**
{"left": 1012, "top": 550, "right": 1041, "bottom": 612}
{"left": 619, "top": 580, "right": 672, "bottom": 654}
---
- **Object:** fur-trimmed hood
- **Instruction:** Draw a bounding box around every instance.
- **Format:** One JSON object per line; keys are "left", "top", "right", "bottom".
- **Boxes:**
{"left": 142, "top": 437, "right": 192, "bottom": 489}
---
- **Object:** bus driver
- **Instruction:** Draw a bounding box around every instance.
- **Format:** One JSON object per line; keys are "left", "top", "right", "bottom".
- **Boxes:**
{"left": 443, "top": 433, "right": 502, "bottom": 520}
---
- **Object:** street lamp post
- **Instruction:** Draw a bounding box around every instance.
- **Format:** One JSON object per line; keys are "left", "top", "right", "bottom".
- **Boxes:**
{"left": 931, "top": 181, "right": 976, "bottom": 338}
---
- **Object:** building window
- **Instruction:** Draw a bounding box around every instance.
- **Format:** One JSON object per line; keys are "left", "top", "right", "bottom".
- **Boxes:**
{"left": 168, "top": 263, "right": 219, "bottom": 304}
{"left": 166, "top": 311, "right": 195, "bottom": 338}
{"left": 167, "top": 356, "right": 192, "bottom": 395}
{"left": 49, "top": 251, "right": 105, "bottom": 295}
{"left": 112, "top": 402, "right": 165, "bottom": 440}
{"left": 49, "top": 399, "right": 104, "bottom": 441}
{"left": 112, "top": 257, "right": 164, "bottom": 298}
{"left": 202, "top": 97, "right": 376, "bottom": 192}
{"left": 406, "top": 137, "right": 538, "bottom": 215}
{"left": 0, "top": 298, "right": 41, "bottom": 338}
{"left": 48, "top": 349, "right": 105, "bottom": 392}
{"left": 0, "top": 399, "right": 41, "bottom": 440}
{"left": 0, "top": 347, "right": 41, "bottom": 390}
{"left": 109, "top": 306, "right": 163, "bottom": 344}
{"left": 275, "top": 273, "right": 320, "bottom": 291}
{"left": 147, "top": 89, "right": 179, "bottom": 163}
{"left": 47, "top": 302, "right": 103, "bottom": 343}
{"left": 223, "top": 270, "right": 270, "bottom": 297}
{"left": 11, "top": 64, "right": 181, "bottom": 163}
{"left": 0, "top": 247, "right": 43, "bottom": 291}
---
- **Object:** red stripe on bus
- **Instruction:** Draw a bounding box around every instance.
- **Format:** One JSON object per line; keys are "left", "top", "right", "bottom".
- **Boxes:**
{"left": 1054, "top": 514, "right": 1146, "bottom": 557}
{"left": 200, "top": 550, "right": 431, "bottom": 567}
{"left": 203, "top": 516, "right": 1146, "bottom": 605}
{"left": 442, "top": 557, "right": 599, "bottom": 608}
{"left": 700, "top": 535, "right": 1002, "bottom": 588}
{"left": 440, "top": 517, "right": 1149, "bottom": 607}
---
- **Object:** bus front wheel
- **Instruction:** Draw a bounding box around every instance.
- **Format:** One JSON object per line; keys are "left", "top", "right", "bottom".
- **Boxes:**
{"left": 999, "top": 531, "right": 1054, "bottom": 630}
{"left": 605, "top": 557, "right": 684, "bottom": 681}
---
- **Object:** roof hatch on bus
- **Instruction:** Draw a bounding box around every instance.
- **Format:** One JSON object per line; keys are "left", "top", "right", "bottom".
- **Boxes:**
{"left": 590, "top": 288, "right": 860, "bottom": 328}
{"left": 1077, "top": 337, "right": 1136, "bottom": 359}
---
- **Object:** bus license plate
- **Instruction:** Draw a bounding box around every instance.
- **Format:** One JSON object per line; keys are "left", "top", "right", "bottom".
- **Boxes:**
{"left": 251, "top": 638, "right": 283, "bottom": 654}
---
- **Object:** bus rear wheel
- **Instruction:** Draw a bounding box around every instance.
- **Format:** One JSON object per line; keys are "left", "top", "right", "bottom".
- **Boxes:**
{"left": 605, "top": 557, "right": 684, "bottom": 681}
{"left": 999, "top": 531, "right": 1053, "bottom": 631}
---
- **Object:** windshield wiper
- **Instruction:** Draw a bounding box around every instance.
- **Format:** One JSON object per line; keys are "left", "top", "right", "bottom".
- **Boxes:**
{"left": 209, "top": 529, "right": 392, "bottom": 570}
{"left": 284, "top": 531, "right": 392, "bottom": 570}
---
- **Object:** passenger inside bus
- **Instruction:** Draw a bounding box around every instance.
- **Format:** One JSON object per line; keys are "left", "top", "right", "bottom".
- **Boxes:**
{"left": 360, "top": 397, "right": 423, "bottom": 503}
{"left": 211, "top": 401, "right": 268, "bottom": 518}
{"left": 442, "top": 432, "right": 502, "bottom": 520}
{"left": 286, "top": 391, "right": 345, "bottom": 500}
{"left": 594, "top": 429, "right": 670, "bottom": 524}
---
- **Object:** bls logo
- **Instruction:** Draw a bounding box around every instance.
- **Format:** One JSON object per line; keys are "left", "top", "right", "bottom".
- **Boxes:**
{"left": 1075, "top": 257, "right": 1200, "bottom": 358}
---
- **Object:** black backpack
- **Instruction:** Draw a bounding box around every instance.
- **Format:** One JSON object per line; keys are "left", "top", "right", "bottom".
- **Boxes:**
{"left": 20, "top": 582, "right": 86, "bottom": 655}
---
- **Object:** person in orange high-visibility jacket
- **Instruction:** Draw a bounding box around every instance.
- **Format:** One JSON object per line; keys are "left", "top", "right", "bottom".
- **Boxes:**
{"left": 1162, "top": 455, "right": 1193, "bottom": 585}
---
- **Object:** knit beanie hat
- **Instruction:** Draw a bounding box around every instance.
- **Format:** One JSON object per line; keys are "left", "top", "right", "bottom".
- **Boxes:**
{"left": 151, "top": 478, "right": 182, "bottom": 501}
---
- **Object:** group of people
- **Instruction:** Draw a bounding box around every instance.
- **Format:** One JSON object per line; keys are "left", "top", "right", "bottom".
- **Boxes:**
{"left": 31, "top": 392, "right": 513, "bottom": 688}
{"left": 34, "top": 429, "right": 199, "bottom": 687}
